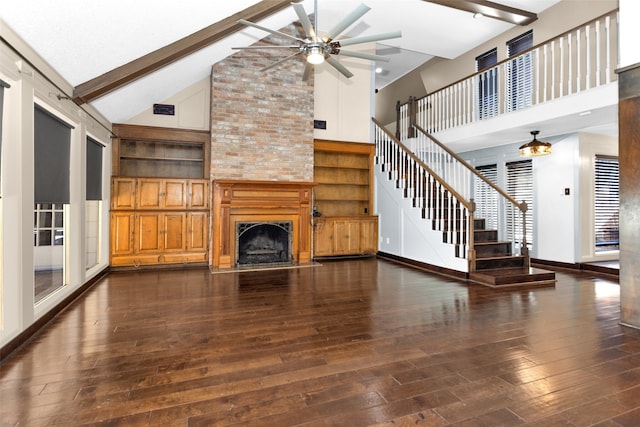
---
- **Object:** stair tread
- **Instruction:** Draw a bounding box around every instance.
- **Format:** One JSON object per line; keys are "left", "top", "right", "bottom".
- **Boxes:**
{"left": 474, "top": 241, "right": 512, "bottom": 246}
{"left": 475, "top": 254, "right": 524, "bottom": 260}
{"left": 469, "top": 267, "right": 556, "bottom": 287}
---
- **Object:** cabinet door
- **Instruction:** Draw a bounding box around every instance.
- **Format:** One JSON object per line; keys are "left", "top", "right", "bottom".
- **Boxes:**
{"left": 187, "top": 212, "right": 209, "bottom": 251}
{"left": 334, "top": 220, "right": 361, "bottom": 255}
{"left": 110, "top": 212, "right": 135, "bottom": 255}
{"left": 313, "top": 220, "right": 335, "bottom": 256}
{"left": 111, "top": 178, "right": 136, "bottom": 210}
{"left": 137, "top": 179, "right": 162, "bottom": 209}
{"left": 136, "top": 213, "right": 162, "bottom": 253}
{"left": 359, "top": 218, "right": 378, "bottom": 254}
{"left": 163, "top": 180, "right": 187, "bottom": 209}
{"left": 188, "top": 180, "right": 209, "bottom": 209}
{"left": 163, "top": 212, "right": 186, "bottom": 252}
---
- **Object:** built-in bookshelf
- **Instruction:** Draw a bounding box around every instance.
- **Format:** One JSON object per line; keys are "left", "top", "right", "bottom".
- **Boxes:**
{"left": 313, "top": 140, "right": 374, "bottom": 217}
{"left": 112, "top": 124, "right": 210, "bottom": 179}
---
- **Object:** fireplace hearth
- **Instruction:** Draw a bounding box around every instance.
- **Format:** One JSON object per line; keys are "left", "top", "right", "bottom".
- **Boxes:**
{"left": 236, "top": 221, "right": 292, "bottom": 266}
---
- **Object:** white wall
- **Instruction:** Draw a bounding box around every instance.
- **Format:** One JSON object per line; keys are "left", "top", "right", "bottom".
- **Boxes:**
{"left": 620, "top": 0, "right": 640, "bottom": 68}
{"left": 459, "top": 131, "right": 618, "bottom": 265}
{"left": 375, "top": 162, "right": 469, "bottom": 272}
{"left": 313, "top": 45, "right": 373, "bottom": 143}
{"left": 534, "top": 134, "right": 579, "bottom": 263}
{"left": 125, "top": 77, "right": 211, "bottom": 130}
{"left": 0, "top": 23, "right": 111, "bottom": 348}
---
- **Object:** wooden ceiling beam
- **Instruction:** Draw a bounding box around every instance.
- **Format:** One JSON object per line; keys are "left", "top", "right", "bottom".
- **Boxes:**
{"left": 422, "top": 0, "right": 537, "bottom": 26}
{"left": 73, "top": 0, "right": 293, "bottom": 104}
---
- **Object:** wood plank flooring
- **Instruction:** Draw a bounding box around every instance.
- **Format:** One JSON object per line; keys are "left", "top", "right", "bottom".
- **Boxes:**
{"left": 2, "top": 258, "right": 640, "bottom": 426}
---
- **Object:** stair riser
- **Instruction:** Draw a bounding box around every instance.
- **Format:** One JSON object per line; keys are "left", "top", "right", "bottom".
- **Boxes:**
{"left": 475, "top": 257, "right": 525, "bottom": 270}
{"left": 474, "top": 230, "right": 498, "bottom": 242}
{"left": 475, "top": 243, "right": 512, "bottom": 257}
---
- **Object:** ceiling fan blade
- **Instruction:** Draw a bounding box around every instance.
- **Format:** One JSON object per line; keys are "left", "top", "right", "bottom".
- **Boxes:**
{"left": 336, "top": 30, "right": 402, "bottom": 47}
{"left": 337, "top": 50, "right": 390, "bottom": 62}
{"left": 291, "top": 3, "right": 316, "bottom": 41}
{"left": 324, "top": 4, "right": 371, "bottom": 41}
{"left": 326, "top": 56, "right": 354, "bottom": 78}
{"left": 260, "top": 52, "right": 303, "bottom": 72}
{"left": 238, "top": 19, "right": 305, "bottom": 43}
{"left": 232, "top": 45, "right": 299, "bottom": 50}
{"left": 302, "top": 62, "right": 313, "bottom": 81}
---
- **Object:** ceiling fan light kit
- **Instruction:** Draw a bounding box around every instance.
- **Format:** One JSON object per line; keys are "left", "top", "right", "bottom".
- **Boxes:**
{"left": 233, "top": 0, "right": 402, "bottom": 81}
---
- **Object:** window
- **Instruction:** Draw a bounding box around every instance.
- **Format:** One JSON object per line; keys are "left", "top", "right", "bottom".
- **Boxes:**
{"left": 0, "top": 78, "right": 8, "bottom": 327}
{"left": 0, "top": 79, "right": 9, "bottom": 198}
{"left": 476, "top": 48, "right": 498, "bottom": 119}
{"left": 86, "top": 136, "right": 104, "bottom": 269}
{"left": 474, "top": 164, "right": 498, "bottom": 231}
{"left": 506, "top": 159, "right": 533, "bottom": 250}
{"left": 33, "top": 105, "right": 72, "bottom": 303}
{"left": 34, "top": 203, "right": 64, "bottom": 246}
{"left": 594, "top": 156, "right": 619, "bottom": 252}
{"left": 506, "top": 30, "right": 533, "bottom": 112}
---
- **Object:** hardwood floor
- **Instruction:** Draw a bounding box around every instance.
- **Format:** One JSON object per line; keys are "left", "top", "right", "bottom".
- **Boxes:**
{"left": 2, "top": 258, "right": 640, "bottom": 426}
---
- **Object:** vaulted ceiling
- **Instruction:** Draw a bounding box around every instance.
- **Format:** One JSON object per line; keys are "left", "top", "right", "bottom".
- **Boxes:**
{"left": 2, "top": 0, "right": 562, "bottom": 124}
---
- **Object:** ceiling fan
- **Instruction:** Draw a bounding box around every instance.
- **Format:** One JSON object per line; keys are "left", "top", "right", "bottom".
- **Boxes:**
{"left": 232, "top": 0, "right": 402, "bottom": 81}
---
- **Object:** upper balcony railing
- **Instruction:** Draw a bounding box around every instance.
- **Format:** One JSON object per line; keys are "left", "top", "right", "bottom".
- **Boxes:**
{"left": 397, "top": 9, "right": 619, "bottom": 139}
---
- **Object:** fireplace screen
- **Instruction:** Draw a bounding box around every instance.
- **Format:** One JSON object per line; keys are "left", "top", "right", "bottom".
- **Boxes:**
{"left": 236, "top": 221, "right": 293, "bottom": 266}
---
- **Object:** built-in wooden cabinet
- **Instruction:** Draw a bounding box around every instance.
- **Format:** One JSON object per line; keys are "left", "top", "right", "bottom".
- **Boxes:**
{"left": 110, "top": 177, "right": 209, "bottom": 267}
{"left": 313, "top": 140, "right": 378, "bottom": 257}
{"left": 313, "top": 216, "right": 378, "bottom": 257}
{"left": 110, "top": 124, "right": 211, "bottom": 269}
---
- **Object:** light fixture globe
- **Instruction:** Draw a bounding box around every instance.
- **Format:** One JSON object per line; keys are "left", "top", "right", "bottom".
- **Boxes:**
{"left": 306, "top": 45, "right": 325, "bottom": 64}
{"left": 519, "top": 130, "right": 552, "bottom": 157}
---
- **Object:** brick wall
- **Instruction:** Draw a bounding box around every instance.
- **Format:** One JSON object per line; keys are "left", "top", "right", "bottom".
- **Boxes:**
{"left": 210, "top": 27, "right": 314, "bottom": 182}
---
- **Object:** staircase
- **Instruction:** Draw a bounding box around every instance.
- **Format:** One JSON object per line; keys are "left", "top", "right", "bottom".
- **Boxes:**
{"left": 471, "top": 218, "right": 555, "bottom": 288}
{"left": 373, "top": 118, "right": 555, "bottom": 288}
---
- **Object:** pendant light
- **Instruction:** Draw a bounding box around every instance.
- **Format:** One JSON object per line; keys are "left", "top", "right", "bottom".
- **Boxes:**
{"left": 519, "top": 130, "right": 552, "bottom": 157}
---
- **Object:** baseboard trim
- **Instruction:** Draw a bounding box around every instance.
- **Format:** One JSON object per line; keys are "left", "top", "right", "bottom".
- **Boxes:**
{"left": 376, "top": 252, "right": 468, "bottom": 281}
{"left": 0, "top": 266, "right": 110, "bottom": 364}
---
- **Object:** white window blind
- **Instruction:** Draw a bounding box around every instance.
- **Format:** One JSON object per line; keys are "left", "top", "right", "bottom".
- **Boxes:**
{"left": 506, "top": 31, "right": 533, "bottom": 112}
{"left": 506, "top": 159, "right": 533, "bottom": 249}
{"left": 474, "top": 164, "right": 498, "bottom": 230}
{"left": 594, "top": 155, "right": 619, "bottom": 252}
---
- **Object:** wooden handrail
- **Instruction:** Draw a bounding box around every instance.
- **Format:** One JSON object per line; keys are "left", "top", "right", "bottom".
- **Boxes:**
{"left": 412, "top": 124, "right": 526, "bottom": 214}
{"left": 372, "top": 118, "right": 473, "bottom": 211}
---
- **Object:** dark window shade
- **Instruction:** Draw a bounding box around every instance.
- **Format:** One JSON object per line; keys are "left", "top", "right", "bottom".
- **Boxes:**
{"left": 476, "top": 48, "right": 497, "bottom": 71}
{"left": 507, "top": 30, "right": 533, "bottom": 56}
{"left": 594, "top": 155, "right": 619, "bottom": 252}
{"left": 86, "top": 137, "right": 104, "bottom": 200}
{"left": 506, "top": 159, "right": 533, "bottom": 249}
{"left": 34, "top": 105, "right": 73, "bottom": 204}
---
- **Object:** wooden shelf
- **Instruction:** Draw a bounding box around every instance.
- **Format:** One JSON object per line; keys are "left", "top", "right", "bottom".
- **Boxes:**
{"left": 112, "top": 124, "right": 210, "bottom": 179}
{"left": 120, "top": 156, "right": 204, "bottom": 162}
{"left": 313, "top": 140, "right": 374, "bottom": 217}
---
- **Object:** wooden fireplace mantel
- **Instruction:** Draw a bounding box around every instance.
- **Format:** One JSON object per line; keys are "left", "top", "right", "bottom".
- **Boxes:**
{"left": 211, "top": 180, "right": 313, "bottom": 268}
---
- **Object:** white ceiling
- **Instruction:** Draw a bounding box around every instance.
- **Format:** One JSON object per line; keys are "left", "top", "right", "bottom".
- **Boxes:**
{"left": 3, "top": 0, "right": 564, "bottom": 125}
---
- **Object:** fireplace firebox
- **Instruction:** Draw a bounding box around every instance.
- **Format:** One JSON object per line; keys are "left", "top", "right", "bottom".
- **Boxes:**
{"left": 236, "top": 221, "right": 292, "bottom": 266}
